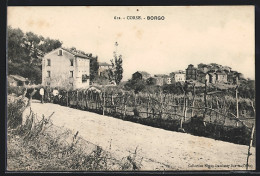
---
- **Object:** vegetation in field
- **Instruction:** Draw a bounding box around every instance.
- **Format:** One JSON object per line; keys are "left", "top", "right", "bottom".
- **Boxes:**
{"left": 7, "top": 94, "right": 142, "bottom": 171}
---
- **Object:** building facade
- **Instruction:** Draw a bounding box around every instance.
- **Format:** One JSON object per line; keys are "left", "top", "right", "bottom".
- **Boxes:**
{"left": 42, "top": 48, "right": 91, "bottom": 89}
{"left": 170, "top": 71, "right": 186, "bottom": 83}
{"left": 8, "top": 75, "right": 30, "bottom": 87}
{"left": 186, "top": 64, "right": 197, "bottom": 80}
{"left": 98, "top": 62, "right": 112, "bottom": 76}
{"left": 208, "top": 73, "right": 217, "bottom": 84}
{"left": 216, "top": 72, "right": 227, "bottom": 83}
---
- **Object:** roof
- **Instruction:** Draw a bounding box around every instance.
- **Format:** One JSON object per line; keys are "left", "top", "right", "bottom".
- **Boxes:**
{"left": 208, "top": 72, "right": 216, "bottom": 76}
{"left": 154, "top": 74, "right": 168, "bottom": 78}
{"left": 216, "top": 72, "right": 227, "bottom": 75}
{"left": 9, "top": 75, "right": 27, "bottom": 82}
{"left": 174, "top": 70, "right": 185, "bottom": 74}
{"left": 99, "top": 62, "right": 112, "bottom": 66}
{"left": 61, "top": 48, "right": 90, "bottom": 59}
{"left": 8, "top": 77, "right": 15, "bottom": 83}
{"left": 138, "top": 71, "right": 151, "bottom": 77}
{"left": 197, "top": 70, "right": 206, "bottom": 75}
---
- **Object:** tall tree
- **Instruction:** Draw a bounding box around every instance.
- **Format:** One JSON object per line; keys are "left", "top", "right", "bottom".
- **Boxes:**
{"left": 90, "top": 56, "right": 99, "bottom": 82}
{"left": 108, "top": 42, "right": 123, "bottom": 85}
{"left": 109, "top": 53, "right": 123, "bottom": 85}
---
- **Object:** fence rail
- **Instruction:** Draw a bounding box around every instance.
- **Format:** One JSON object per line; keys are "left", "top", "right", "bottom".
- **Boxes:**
{"left": 10, "top": 86, "right": 255, "bottom": 146}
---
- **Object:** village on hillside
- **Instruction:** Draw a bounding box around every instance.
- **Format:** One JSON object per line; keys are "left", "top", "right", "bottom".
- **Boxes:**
{"left": 8, "top": 46, "right": 246, "bottom": 90}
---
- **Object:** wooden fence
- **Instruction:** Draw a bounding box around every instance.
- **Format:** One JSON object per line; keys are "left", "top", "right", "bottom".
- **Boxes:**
{"left": 25, "top": 87, "right": 255, "bottom": 146}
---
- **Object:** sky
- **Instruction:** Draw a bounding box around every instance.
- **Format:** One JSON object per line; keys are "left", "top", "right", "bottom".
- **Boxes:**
{"left": 7, "top": 6, "right": 255, "bottom": 80}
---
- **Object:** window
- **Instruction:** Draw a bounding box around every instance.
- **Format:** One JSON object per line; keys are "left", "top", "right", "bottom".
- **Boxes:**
{"left": 70, "top": 59, "right": 73, "bottom": 66}
{"left": 82, "top": 74, "right": 89, "bottom": 83}
{"left": 58, "top": 49, "right": 63, "bottom": 56}
{"left": 47, "top": 59, "right": 51, "bottom": 66}
{"left": 47, "top": 71, "right": 51, "bottom": 77}
{"left": 70, "top": 71, "right": 73, "bottom": 78}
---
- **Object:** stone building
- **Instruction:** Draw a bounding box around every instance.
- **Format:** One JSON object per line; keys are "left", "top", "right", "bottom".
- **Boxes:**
{"left": 216, "top": 72, "right": 227, "bottom": 83}
{"left": 98, "top": 62, "right": 112, "bottom": 76}
{"left": 42, "top": 47, "right": 91, "bottom": 89}
{"left": 170, "top": 70, "right": 186, "bottom": 83}
{"left": 186, "top": 64, "right": 197, "bottom": 80}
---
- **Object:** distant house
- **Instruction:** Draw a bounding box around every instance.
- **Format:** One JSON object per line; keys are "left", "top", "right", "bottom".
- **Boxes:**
{"left": 139, "top": 71, "right": 151, "bottom": 80}
{"left": 216, "top": 72, "right": 227, "bottom": 83}
{"left": 227, "top": 71, "right": 239, "bottom": 84}
{"left": 170, "top": 70, "right": 186, "bottom": 83}
{"left": 98, "top": 62, "right": 112, "bottom": 77}
{"left": 42, "top": 47, "right": 91, "bottom": 89}
{"left": 207, "top": 72, "right": 217, "bottom": 84}
{"left": 132, "top": 71, "right": 143, "bottom": 81}
{"left": 8, "top": 75, "right": 30, "bottom": 87}
{"left": 132, "top": 71, "right": 151, "bottom": 81}
{"left": 166, "top": 77, "right": 172, "bottom": 84}
{"left": 154, "top": 77, "right": 164, "bottom": 86}
{"left": 197, "top": 71, "right": 208, "bottom": 84}
{"left": 198, "top": 63, "right": 209, "bottom": 73}
{"left": 154, "top": 74, "right": 168, "bottom": 86}
{"left": 186, "top": 64, "right": 197, "bottom": 80}
{"left": 223, "top": 66, "right": 232, "bottom": 73}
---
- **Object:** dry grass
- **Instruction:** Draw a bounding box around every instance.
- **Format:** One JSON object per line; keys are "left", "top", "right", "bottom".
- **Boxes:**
{"left": 7, "top": 95, "right": 142, "bottom": 171}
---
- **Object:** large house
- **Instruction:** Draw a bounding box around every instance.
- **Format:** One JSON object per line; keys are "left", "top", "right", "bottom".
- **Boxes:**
{"left": 42, "top": 47, "right": 92, "bottom": 89}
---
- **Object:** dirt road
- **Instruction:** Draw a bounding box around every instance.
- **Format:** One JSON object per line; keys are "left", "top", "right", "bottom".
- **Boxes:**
{"left": 31, "top": 100, "right": 255, "bottom": 171}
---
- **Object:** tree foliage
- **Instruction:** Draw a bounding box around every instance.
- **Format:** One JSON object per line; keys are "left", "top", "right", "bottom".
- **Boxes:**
{"left": 124, "top": 79, "right": 146, "bottom": 94}
{"left": 90, "top": 57, "right": 99, "bottom": 82}
{"left": 8, "top": 26, "right": 62, "bottom": 84}
{"left": 108, "top": 53, "right": 123, "bottom": 85}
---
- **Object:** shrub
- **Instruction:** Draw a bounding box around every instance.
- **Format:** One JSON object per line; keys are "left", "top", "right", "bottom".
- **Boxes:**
{"left": 7, "top": 95, "right": 27, "bottom": 129}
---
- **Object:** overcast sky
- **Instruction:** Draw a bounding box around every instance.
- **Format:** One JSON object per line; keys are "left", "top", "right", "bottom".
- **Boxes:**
{"left": 7, "top": 6, "right": 255, "bottom": 80}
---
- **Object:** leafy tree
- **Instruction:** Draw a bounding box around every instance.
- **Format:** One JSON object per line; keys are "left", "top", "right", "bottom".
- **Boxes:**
{"left": 124, "top": 79, "right": 146, "bottom": 94}
{"left": 146, "top": 77, "right": 156, "bottom": 85}
{"left": 90, "top": 57, "right": 99, "bottom": 82}
{"left": 108, "top": 53, "right": 123, "bottom": 85}
{"left": 7, "top": 26, "right": 62, "bottom": 84}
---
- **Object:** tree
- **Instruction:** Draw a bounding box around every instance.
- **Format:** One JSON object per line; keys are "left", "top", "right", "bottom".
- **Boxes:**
{"left": 7, "top": 26, "right": 62, "bottom": 84}
{"left": 124, "top": 79, "right": 146, "bottom": 94}
{"left": 146, "top": 77, "right": 156, "bottom": 85}
{"left": 90, "top": 57, "right": 99, "bottom": 82}
{"left": 108, "top": 53, "right": 123, "bottom": 85}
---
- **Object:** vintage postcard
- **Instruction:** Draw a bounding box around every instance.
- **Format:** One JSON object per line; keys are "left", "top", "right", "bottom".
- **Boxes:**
{"left": 6, "top": 6, "right": 255, "bottom": 171}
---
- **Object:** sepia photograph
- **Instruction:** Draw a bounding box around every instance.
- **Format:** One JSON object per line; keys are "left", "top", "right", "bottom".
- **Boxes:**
{"left": 6, "top": 6, "right": 255, "bottom": 171}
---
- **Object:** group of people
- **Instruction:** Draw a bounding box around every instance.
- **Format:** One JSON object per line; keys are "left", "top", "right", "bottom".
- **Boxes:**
{"left": 39, "top": 87, "right": 59, "bottom": 104}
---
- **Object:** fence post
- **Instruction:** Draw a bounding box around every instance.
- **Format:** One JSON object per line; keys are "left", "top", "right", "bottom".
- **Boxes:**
{"left": 66, "top": 91, "right": 69, "bottom": 106}
{"left": 246, "top": 123, "right": 255, "bottom": 170}
{"left": 235, "top": 85, "right": 239, "bottom": 127}
{"left": 147, "top": 95, "right": 150, "bottom": 118}
{"left": 103, "top": 92, "right": 106, "bottom": 115}
{"left": 123, "top": 95, "right": 127, "bottom": 119}
{"left": 203, "top": 79, "right": 208, "bottom": 119}
{"left": 183, "top": 97, "right": 187, "bottom": 122}
{"left": 191, "top": 83, "right": 196, "bottom": 117}
{"left": 180, "top": 118, "right": 183, "bottom": 129}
